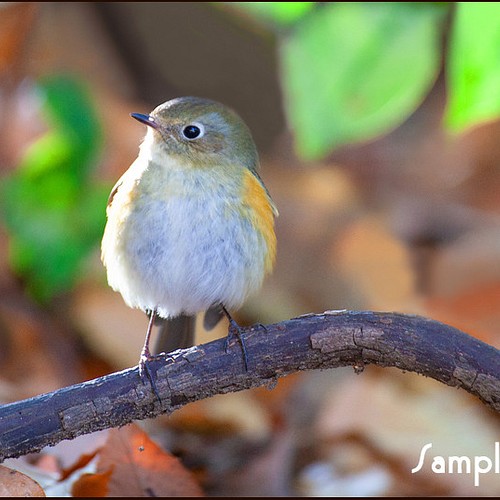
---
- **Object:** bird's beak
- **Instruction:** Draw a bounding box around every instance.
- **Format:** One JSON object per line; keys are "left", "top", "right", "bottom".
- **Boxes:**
{"left": 130, "top": 113, "right": 159, "bottom": 129}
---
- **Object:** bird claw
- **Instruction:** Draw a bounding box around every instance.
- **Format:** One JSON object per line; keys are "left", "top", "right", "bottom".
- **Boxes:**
{"left": 138, "top": 352, "right": 162, "bottom": 404}
{"left": 225, "top": 321, "right": 249, "bottom": 371}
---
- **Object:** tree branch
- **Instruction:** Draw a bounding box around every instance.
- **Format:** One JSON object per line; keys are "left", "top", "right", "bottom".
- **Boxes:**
{"left": 1, "top": 311, "right": 499, "bottom": 462}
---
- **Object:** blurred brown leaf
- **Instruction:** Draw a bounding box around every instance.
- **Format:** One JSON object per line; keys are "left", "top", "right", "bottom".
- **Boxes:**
{"left": 167, "top": 392, "right": 270, "bottom": 441}
{"left": 71, "top": 469, "right": 113, "bottom": 498}
{"left": 426, "top": 281, "right": 500, "bottom": 346}
{"left": 0, "top": 292, "right": 82, "bottom": 399}
{"left": 334, "top": 216, "right": 419, "bottom": 312}
{"left": 71, "top": 284, "right": 147, "bottom": 369}
{"left": 0, "top": 465, "right": 45, "bottom": 497}
{"left": 97, "top": 424, "right": 204, "bottom": 497}
{"left": 0, "top": 3, "right": 37, "bottom": 77}
{"left": 60, "top": 451, "right": 100, "bottom": 481}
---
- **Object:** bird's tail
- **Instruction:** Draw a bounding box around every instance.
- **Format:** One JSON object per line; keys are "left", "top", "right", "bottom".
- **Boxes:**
{"left": 153, "top": 314, "right": 196, "bottom": 354}
{"left": 153, "top": 304, "right": 224, "bottom": 354}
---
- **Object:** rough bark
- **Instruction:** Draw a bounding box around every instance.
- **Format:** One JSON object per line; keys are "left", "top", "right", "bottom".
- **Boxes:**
{"left": 0, "top": 310, "right": 498, "bottom": 462}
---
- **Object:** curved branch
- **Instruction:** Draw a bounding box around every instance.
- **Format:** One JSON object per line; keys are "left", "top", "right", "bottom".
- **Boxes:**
{"left": 0, "top": 311, "right": 499, "bottom": 461}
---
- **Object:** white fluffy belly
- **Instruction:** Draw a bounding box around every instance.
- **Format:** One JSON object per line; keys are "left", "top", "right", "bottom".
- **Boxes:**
{"left": 102, "top": 169, "right": 268, "bottom": 318}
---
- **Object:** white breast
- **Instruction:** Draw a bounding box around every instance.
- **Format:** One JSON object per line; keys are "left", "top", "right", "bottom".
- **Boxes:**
{"left": 102, "top": 152, "right": 268, "bottom": 318}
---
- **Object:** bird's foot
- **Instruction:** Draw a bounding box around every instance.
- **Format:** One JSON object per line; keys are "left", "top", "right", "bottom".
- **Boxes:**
{"left": 138, "top": 347, "right": 161, "bottom": 403}
{"left": 224, "top": 316, "right": 249, "bottom": 371}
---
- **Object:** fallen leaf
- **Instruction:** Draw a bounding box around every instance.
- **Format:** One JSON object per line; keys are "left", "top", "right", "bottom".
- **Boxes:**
{"left": 60, "top": 451, "right": 100, "bottom": 481}
{"left": 97, "top": 424, "right": 204, "bottom": 497}
{"left": 0, "top": 465, "right": 45, "bottom": 496}
{"left": 71, "top": 468, "right": 113, "bottom": 497}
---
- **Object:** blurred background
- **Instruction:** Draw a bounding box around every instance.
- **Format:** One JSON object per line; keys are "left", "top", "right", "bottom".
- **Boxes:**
{"left": 0, "top": 2, "right": 499, "bottom": 496}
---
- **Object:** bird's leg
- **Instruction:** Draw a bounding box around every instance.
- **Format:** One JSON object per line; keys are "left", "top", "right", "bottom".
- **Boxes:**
{"left": 222, "top": 305, "right": 249, "bottom": 371}
{"left": 139, "top": 309, "right": 161, "bottom": 402}
{"left": 140, "top": 309, "right": 156, "bottom": 370}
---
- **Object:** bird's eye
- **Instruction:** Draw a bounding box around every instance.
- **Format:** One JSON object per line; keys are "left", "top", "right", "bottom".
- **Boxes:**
{"left": 182, "top": 123, "right": 204, "bottom": 140}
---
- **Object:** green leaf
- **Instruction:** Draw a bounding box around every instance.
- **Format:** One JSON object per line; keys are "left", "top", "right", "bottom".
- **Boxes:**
{"left": 445, "top": 2, "right": 500, "bottom": 132}
{"left": 231, "top": 2, "right": 315, "bottom": 27}
{"left": 1, "top": 171, "right": 109, "bottom": 302}
{"left": 0, "top": 75, "right": 106, "bottom": 302}
{"left": 281, "top": 2, "right": 446, "bottom": 158}
{"left": 37, "top": 75, "right": 102, "bottom": 181}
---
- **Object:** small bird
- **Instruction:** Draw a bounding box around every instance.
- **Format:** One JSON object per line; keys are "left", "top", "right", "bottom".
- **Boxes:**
{"left": 101, "top": 96, "right": 278, "bottom": 377}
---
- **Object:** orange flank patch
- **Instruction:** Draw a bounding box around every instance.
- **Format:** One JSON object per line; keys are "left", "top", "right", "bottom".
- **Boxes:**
{"left": 242, "top": 169, "right": 277, "bottom": 273}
